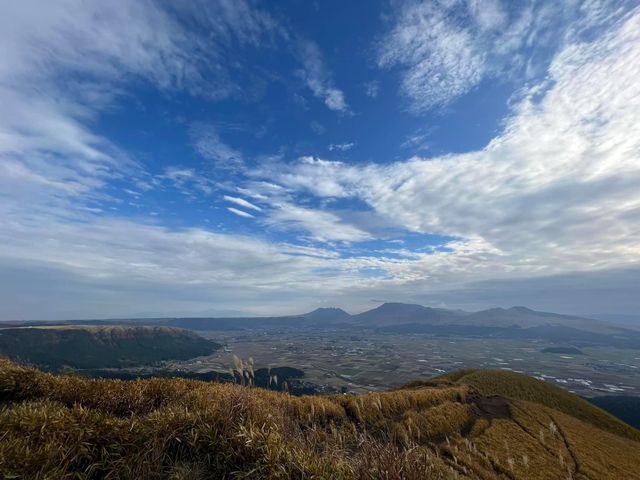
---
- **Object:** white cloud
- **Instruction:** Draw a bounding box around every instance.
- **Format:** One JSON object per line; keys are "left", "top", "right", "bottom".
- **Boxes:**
{"left": 190, "top": 124, "right": 244, "bottom": 171}
{"left": 310, "top": 121, "right": 326, "bottom": 135}
{"left": 1, "top": 1, "right": 196, "bottom": 91}
{"left": 297, "top": 39, "right": 349, "bottom": 112}
{"left": 161, "top": 167, "right": 213, "bottom": 196}
{"left": 0, "top": 214, "right": 364, "bottom": 318}
{"left": 324, "top": 89, "right": 348, "bottom": 112}
{"left": 468, "top": 0, "right": 508, "bottom": 30}
{"left": 227, "top": 207, "right": 254, "bottom": 218}
{"left": 256, "top": 9, "right": 640, "bottom": 287}
{"left": 378, "top": 1, "right": 484, "bottom": 111}
{"left": 264, "top": 203, "right": 372, "bottom": 243}
{"left": 0, "top": 0, "right": 359, "bottom": 318}
{"left": 329, "top": 142, "right": 355, "bottom": 152}
{"left": 0, "top": 0, "right": 276, "bottom": 214}
{"left": 163, "top": 168, "right": 196, "bottom": 181}
{"left": 400, "top": 126, "right": 435, "bottom": 151}
{"left": 224, "top": 195, "right": 262, "bottom": 212}
{"left": 364, "top": 80, "right": 380, "bottom": 98}
{"left": 1, "top": 1, "right": 639, "bottom": 318}
{"left": 251, "top": 156, "right": 358, "bottom": 198}
{"left": 377, "top": 0, "right": 628, "bottom": 112}
{"left": 166, "top": 0, "right": 281, "bottom": 48}
{"left": 0, "top": 210, "right": 407, "bottom": 318}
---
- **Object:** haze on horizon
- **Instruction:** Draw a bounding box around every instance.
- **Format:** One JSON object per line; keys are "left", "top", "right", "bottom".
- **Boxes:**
{"left": 1, "top": 0, "right": 639, "bottom": 321}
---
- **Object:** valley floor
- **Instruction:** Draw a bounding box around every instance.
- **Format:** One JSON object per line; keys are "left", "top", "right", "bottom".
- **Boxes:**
{"left": 163, "top": 329, "right": 640, "bottom": 397}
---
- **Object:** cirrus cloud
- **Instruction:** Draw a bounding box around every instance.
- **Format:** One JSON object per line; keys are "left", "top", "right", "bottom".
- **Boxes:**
{"left": 255, "top": 8, "right": 640, "bottom": 287}
{"left": 1, "top": 1, "right": 639, "bottom": 320}
{"left": 377, "top": 0, "right": 630, "bottom": 112}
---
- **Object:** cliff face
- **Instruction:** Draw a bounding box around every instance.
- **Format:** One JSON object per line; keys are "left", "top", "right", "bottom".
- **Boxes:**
{"left": 1, "top": 359, "right": 639, "bottom": 479}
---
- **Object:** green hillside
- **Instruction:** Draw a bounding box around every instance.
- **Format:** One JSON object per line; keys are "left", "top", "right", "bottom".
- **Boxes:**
{"left": 1, "top": 359, "right": 639, "bottom": 479}
{"left": 0, "top": 325, "right": 220, "bottom": 370}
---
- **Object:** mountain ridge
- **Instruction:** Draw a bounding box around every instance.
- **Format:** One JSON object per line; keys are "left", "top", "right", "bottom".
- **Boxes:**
{"left": 5, "top": 302, "right": 633, "bottom": 331}
{"left": 0, "top": 325, "right": 220, "bottom": 370}
{"left": 6, "top": 302, "right": 639, "bottom": 348}
{"left": 161, "top": 302, "right": 640, "bottom": 348}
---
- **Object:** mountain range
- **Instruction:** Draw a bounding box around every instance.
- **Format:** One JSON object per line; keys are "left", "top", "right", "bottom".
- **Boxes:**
{"left": 4, "top": 303, "right": 638, "bottom": 349}
{"left": 166, "top": 302, "right": 640, "bottom": 349}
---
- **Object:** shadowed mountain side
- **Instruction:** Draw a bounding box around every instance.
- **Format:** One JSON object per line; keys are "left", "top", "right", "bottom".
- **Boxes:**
{"left": 0, "top": 326, "right": 220, "bottom": 370}
{"left": 588, "top": 396, "right": 640, "bottom": 430}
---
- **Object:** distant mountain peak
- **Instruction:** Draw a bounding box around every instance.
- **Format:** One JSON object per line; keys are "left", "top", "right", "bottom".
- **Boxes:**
{"left": 509, "top": 306, "right": 535, "bottom": 313}
{"left": 302, "top": 307, "right": 351, "bottom": 321}
{"left": 380, "top": 302, "right": 419, "bottom": 306}
{"left": 351, "top": 302, "right": 466, "bottom": 325}
{"left": 305, "top": 307, "right": 349, "bottom": 314}
{"left": 374, "top": 302, "right": 431, "bottom": 311}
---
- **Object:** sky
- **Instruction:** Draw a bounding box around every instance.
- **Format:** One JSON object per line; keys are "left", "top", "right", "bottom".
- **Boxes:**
{"left": 1, "top": 0, "right": 639, "bottom": 320}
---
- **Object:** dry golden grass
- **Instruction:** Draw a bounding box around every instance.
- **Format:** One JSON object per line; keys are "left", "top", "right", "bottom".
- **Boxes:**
{"left": 430, "top": 368, "right": 640, "bottom": 441}
{"left": 1, "top": 358, "right": 639, "bottom": 479}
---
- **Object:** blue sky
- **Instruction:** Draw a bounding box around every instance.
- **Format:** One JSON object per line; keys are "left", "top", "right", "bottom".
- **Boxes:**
{"left": 1, "top": 0, "right": 639, "bottom": 319}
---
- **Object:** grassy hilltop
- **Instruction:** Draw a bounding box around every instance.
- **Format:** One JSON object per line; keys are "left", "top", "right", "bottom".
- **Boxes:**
{"left": 1, "top": 359, "right": 639, "bottom": 479}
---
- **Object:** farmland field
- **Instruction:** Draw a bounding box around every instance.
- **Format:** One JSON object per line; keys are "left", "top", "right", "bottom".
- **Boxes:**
{"left": 157, "top": 328, "right": 640, "bottom": 397}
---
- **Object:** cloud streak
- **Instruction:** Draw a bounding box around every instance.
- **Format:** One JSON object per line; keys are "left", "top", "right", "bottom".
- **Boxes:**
{"left": 264, "top": 203, "right": 372, "bottom": 243}
{"left": 224, "top": 195, "right": 262, "bottom": 212}
{"left": 297, "top": 39, "right": 349, "bottom": 112}
{"left": 227, "top": 207, "right": 254, "bottom": 218}
{"left": 329, "top": 142, "right": 355, "bottom": 152}
{"left": 191, "top": 125, "right": 245, "bottom": 171}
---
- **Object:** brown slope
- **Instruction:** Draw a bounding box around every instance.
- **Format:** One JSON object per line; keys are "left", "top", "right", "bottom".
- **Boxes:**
{"left": 1, "top": 359, "right": 639, "bottom": 479}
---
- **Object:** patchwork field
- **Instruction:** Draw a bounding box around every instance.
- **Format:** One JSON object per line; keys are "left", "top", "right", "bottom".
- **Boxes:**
{"left": 157, "top": 328, "right": 640, "bottom": 397}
